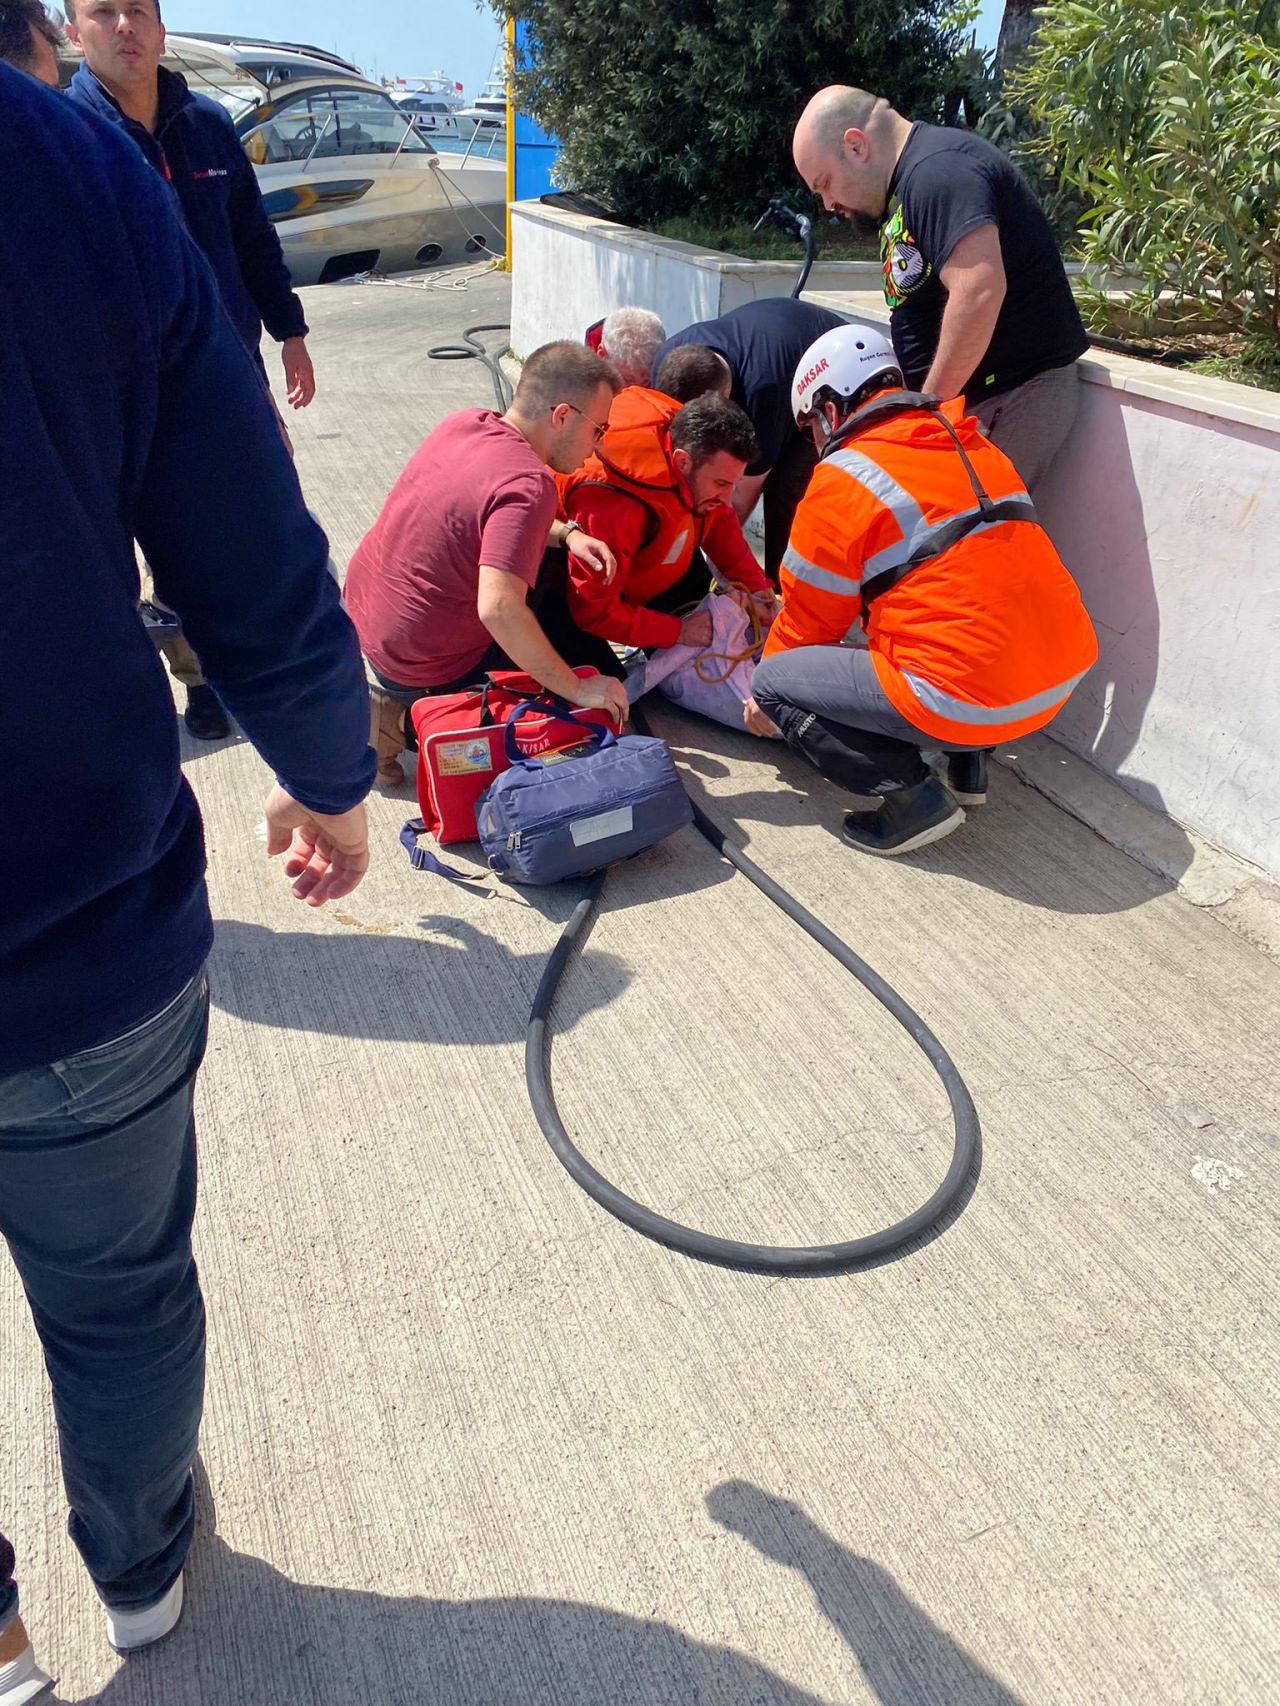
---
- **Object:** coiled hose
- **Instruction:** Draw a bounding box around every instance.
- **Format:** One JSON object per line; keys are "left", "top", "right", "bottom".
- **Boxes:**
{"left": 526, "top": 728, "right": 981, "bottom": 1275}
{"left": 427, "top": 323, "right": 513, "bottom": 410}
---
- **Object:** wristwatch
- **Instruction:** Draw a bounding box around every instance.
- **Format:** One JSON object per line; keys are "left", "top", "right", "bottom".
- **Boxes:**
{"left": 561, "top": 519, "right": 583, "bottom": 542}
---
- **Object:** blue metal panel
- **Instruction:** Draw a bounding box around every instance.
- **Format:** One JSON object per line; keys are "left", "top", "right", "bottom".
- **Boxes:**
{"left": 512, "top": 20, "right": 559, "bottom": 200}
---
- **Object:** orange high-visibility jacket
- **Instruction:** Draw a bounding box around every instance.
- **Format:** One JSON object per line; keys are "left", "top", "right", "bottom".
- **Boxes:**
{"left": 558, "top": 387, "right": 765, "bottom": 648}
{"left": 764, "top": 393, "right": 1097, "bottom": 747}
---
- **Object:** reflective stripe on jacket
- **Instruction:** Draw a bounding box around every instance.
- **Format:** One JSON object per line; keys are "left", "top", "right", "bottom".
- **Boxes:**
{"left": 763, "top": 394, "right": 1097, "bottom": 746}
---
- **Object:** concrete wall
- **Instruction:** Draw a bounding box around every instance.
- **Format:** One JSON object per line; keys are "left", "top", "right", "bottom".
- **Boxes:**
{"left": 510, "top": 201, "right": 1280, "bottom": 880}
{"left": 509, "top": 200, "right": 882, "bottom": 355}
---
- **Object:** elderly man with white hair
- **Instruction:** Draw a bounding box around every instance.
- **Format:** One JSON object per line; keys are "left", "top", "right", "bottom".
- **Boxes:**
{"left": 595, "top": 307, "right": 666, "bottom": 389}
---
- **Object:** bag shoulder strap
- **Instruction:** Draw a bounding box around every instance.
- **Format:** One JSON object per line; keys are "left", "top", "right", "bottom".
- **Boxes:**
{"left": 400, "top": 820, "right": 489, "bottom": 884}
{"left": 569, "top": 480, "right": 664, "bottom": 553}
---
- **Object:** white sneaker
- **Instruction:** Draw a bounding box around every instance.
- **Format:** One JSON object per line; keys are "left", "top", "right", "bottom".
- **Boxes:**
{"left": 104, "top": 1574, "right": 184, "bottom": 1653}
{"left": 0, "top": 1641, "right": 52, "bottom": 1705}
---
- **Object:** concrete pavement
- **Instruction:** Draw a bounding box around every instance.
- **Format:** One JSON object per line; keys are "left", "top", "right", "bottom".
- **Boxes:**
{"left": 3, "top": 264, "right": 1278, "bottom": 1706}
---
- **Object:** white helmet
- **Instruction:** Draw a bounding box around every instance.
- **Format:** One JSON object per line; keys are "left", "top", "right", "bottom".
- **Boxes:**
{"left": 791, "top": 324, "right": 902, "bottom": 430}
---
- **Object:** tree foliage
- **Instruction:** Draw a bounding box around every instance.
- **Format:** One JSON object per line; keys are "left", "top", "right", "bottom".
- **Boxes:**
{"left": 1009, "top": 0, "right": 1280, "bottom": 335}
{"left": 494, "top": 0, "right": 956, "bottom": 226}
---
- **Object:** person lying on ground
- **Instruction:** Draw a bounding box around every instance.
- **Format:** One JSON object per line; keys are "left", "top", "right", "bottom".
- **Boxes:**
{"left": 747, "top": 323, "right": 1096, "bottom": 857}
{"left": 344, "top": 340, "right": 631, "bottom": 783}
{"left": 559, "top": 390, "right": 776, "bottom": 656}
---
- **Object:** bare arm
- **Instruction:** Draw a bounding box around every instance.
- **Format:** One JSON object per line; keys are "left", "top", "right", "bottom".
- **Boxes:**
{"left": 732, "top": 469, "right": 769, "bottom": 524}
{"left": 476, "top": 566, "right": 628, "bottom": 719}
{"left": 922, "top": 223, "right": 1006, "bottom": 402}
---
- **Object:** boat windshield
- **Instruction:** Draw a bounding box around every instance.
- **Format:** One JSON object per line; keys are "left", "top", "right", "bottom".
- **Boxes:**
{"left": 242, "top": 98, "right": 434, "bottom": 167}
{"left": 207, "top": 83, "right": 264, "bottom": 123}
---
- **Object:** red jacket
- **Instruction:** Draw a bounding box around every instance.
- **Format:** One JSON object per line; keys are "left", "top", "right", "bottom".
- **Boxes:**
{"left": 559, "top": 387, "right": 766, "bottom": 648}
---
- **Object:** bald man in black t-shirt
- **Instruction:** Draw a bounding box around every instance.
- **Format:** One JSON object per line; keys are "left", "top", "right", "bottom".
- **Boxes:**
{"left": 793, "top": 85, "right": 1088, "bottom": 496}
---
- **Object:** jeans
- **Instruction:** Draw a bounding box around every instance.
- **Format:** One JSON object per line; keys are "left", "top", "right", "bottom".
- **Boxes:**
{"left": 752, "top": 644, "right": 988, "bottom": 797}
{"left": 0, "top": 970, "right": 210, "bottom": 1624}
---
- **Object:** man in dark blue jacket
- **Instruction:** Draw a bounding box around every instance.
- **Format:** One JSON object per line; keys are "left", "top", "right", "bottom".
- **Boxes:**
{"left": 66, "top": 0, "right": 318, "bottom": 741}
{"left": 65, "top": 0, "right": 314, "bottom": 402}
{"left": 0, "top": 63, "right": 373, "bottom": 1685}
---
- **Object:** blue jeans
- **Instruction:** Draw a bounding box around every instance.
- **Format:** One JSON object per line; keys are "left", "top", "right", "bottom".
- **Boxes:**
{"left": 0, "top": 970, "right": 209, "bottom": 1627}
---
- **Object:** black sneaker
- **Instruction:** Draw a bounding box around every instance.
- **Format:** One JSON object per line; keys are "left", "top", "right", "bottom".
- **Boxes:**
{"left": 183, "top": 684, "right": 230, "bottom": 741}
{"left": 945, "top": 750, "right": 989, "bottom": 805}
{"left": 841, "top": 775, "right": 965, "bottom": 857}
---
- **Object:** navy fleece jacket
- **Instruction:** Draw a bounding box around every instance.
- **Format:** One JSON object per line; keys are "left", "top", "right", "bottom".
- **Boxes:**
{"left": 67, "top": 62, "right": 307, "bottom": 355}
{"left": 0, "top": 66, "right": 374, "bottom": 1071}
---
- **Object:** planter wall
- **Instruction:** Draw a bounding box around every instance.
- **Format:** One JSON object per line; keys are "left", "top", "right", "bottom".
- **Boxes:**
{"left": 511, "top": 200, "right": 1280, "bottom": 881}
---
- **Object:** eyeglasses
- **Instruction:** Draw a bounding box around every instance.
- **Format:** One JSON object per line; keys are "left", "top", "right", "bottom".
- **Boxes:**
{"left": 561, "top": 402, "right": 610, "bottom": 443}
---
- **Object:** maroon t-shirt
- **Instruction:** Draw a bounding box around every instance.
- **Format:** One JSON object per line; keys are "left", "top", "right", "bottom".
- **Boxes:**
{"left": 344, "top": 409, "right": 556, "bottom": 687}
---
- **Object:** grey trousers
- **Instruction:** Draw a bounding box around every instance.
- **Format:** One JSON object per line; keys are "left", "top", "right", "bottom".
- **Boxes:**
{"left": 752, "top": 644, "right": 986, "bottom": 797}
{"left": 972, "top": 361, "right": 1082, "bottom": 497}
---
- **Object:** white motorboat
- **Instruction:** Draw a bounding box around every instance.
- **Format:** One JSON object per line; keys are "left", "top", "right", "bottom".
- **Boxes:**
{"left": 455, "top": 77, "right": 507, "bottom": 144}
{"left": 162, "top": 38, "right": 506, "bottom": 284}
{"left": 389, "top": 87, "right": 462, "bottom": 143}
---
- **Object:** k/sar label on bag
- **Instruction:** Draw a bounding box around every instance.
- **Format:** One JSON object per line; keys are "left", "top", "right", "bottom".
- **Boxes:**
{"left": 570, "top": 805, "right": 634, "bottom": 847}
{"left": 437, "top": 738, "right": 493, "bottom": 776}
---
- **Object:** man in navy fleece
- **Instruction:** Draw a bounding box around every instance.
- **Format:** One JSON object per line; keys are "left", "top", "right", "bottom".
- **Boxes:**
{"left": 0, "top": 64, "right": 373, "bottom": 1691}
{"left": 66, "top": 0, "right": 318, "bottom": 742}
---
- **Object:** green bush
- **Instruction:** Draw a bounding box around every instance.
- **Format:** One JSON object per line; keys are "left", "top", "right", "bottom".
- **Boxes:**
{"left": 1010, "top": 0, "right": 1280, "bottom": 336}
{"left": 494, "top": 0, "right": 956, "bottom": 226}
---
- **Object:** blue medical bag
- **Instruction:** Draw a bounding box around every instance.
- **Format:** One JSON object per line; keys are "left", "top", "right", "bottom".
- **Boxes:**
{"left": 476, "top": 698, "right": 692, "bottom": 885}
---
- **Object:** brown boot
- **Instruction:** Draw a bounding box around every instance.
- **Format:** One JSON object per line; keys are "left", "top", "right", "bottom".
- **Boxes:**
{"left": 369, "top": 685, "right": 408, "bottom": 785}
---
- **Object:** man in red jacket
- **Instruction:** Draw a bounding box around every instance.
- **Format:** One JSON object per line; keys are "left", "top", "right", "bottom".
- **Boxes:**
{"left": 560, "top": 391, "right": 776, "bottom": 653}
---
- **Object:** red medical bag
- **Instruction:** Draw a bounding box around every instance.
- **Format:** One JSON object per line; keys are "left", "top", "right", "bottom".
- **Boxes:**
{"left": 410, "top": 669, "right": 619, "bottom": 843}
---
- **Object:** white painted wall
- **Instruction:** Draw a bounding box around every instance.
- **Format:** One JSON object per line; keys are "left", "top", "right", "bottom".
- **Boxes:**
{"left": 511, "top": 201, "right": 1280, "bottom": 879}
{"left": 510, "top": 201, "right": 883, "bottom": 355}
{"left": 1036, "top": 376, "right": 1280, "bottom": 880}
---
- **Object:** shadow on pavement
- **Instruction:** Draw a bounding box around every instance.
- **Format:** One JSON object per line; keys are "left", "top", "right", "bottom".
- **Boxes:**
{"left": 79, "top": 1537, "right": 833, "bottom": 1706}
{"left": 208, "top": 915, "right": 631, "bottom": 1046}
{"left": 63, "top": 1475, "right": 1025, "bottom": 1706}
{"left": 707, "top": 1482, "right": 1028, "bottom": 1706}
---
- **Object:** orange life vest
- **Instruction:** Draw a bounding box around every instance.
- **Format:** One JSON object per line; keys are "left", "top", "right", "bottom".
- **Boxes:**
{"left": 558, "top": 387, "right": 707, "bottom": 604}
{"left": 764, "top": 391, "right": 1098, "bottom": 747}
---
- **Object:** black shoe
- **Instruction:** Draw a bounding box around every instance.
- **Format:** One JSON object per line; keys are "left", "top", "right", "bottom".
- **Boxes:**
{"left": 945, "top": 749, "right": 989, "bottom": 805}
{"left": 841, "top": 775, "right": 965, "bottom": 857}
{"left": 183, "top": 685, "right": 230, "bottom": 741}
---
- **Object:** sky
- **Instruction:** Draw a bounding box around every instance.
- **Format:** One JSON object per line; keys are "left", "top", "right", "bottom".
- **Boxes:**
{"left": 160, "top": 1, "right": 1005, "bottom": 104}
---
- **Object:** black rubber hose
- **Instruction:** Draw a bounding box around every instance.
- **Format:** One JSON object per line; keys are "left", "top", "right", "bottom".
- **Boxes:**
{"left": 525, "top": 793, "right": 982, "bottom": 1276}
{"left": 428, "top": 322, "right": 513, "bottom": 410}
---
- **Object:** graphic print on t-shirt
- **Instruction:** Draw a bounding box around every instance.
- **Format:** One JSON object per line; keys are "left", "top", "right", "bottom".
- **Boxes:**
{"left": 879, "top": 200, "right": 930, "bottom": 309}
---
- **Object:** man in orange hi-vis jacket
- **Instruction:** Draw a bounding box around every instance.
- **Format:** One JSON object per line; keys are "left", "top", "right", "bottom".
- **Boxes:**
{"left": 748, "top": 323, "right": 1097, "bottom": 856}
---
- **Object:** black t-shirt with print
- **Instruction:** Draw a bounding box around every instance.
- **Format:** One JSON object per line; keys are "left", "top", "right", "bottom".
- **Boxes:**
{"left": 881, "top": 123, "right": 1087, "bottom": 405}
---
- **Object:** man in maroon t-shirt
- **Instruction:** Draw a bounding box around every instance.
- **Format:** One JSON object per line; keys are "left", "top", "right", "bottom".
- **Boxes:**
{"left": 345, "top": 340, "right": 630, "bottom": 781}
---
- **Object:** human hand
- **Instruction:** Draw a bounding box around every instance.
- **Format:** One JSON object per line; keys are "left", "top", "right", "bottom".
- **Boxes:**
{"left": 743, "top": 695, "right": 779, "bottom": 738}
{"left": 678, "top": 610, "right": 714, "bottom": 648}
{"left": 750, "top": 587, "right": 780, "bottom": 620}
{"left": 263, "top": 784, "right": 369, "bottom": 905}
{"left": 566, "top": 527, "right": 617, "bottom": 584}
{"left": 571, "top": 672, "right": 629, "bottom": 728}
{"left": 282, "top": 337, "right": 316, "bottom": 409}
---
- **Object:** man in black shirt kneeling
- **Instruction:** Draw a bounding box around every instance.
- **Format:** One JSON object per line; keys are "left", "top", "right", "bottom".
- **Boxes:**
{"left": 792, "top": 84, "right": 1088, "bottom": 496}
